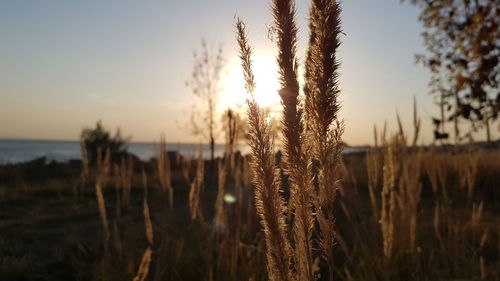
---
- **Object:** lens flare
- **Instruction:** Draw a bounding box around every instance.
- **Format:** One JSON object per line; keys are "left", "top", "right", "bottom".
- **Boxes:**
{"left": 223, "top": 193, "right": 236, "bottom": 203}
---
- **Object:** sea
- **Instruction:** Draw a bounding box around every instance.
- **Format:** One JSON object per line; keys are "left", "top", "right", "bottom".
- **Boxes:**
{"left": 0, "top": 139, "right": 364, "bottom": 165}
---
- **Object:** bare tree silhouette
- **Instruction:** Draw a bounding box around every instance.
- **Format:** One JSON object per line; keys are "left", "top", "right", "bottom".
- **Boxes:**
{"left": 186, "top": 39, "right": 225, "bottom": 162}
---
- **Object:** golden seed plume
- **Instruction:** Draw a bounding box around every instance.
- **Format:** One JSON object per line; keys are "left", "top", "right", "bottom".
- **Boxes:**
{"left": 272, "top": 0, "right": 315, "bottom": 279}
{"left": 236, "top": 17, "right": 293, "bottom": 281}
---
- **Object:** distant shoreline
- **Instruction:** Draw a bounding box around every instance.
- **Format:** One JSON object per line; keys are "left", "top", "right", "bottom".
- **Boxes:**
{"left": 0, "top": 138, "right": 371, "bottom": 150}
{"left": 0, "top": 138, "right": 219, "bottom": 146}
{"left": 3, "top": 138, "right": 497, "bottom": 166}
{"left": 0, "top": 139, "right": 368, "bottom": 165}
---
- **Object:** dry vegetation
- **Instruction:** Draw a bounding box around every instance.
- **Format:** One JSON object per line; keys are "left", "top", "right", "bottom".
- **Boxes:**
{"left": 1, "top": 128, "right": 498, "bottom": 281}
{"left": 0, "top": 0, "right": 499, "bottom": 281}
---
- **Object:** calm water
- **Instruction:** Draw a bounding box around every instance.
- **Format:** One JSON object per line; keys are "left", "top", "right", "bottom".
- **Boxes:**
{"left": 0, "top": 139, "right": 242, "bottom": 164}
{"left": 0, "top": 139, "right": 363, "bottom": 164}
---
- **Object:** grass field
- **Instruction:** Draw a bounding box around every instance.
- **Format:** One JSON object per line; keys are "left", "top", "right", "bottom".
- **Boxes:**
{"left": 0, "top": 147, "right": 498, "bottom": 281}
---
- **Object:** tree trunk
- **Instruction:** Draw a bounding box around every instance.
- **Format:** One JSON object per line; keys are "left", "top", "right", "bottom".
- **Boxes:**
{"left": 485, "top": 118, "right": 491, "bottom": 143}
{"left": 440, "top": 92, "right": 446, "bottom": 146}
{"left": 210, "top": 137, "right": 215, "bottom": 163}
{"left": 454, "top": 94, "right": 459, "bottom": 145}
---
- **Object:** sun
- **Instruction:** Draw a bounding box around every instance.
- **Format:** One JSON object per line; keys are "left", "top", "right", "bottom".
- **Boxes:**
{"left": 218, "top": 51, "right": 282, "bottom": 115}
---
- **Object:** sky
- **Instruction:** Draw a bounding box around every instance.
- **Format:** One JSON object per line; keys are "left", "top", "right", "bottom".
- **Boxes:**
{"left": 0, "top": 0, "right": 482, "bottom": 146}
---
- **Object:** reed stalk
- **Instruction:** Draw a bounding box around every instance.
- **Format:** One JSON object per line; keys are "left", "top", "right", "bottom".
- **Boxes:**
{"left": 412, "top": 95, "right": 421, "bottom": 147}
{"left": 304, "top": 1, "right": 344, "bottom": 278}
{"left": 120, "top": 155, "right": 133, "bottom": 211}
{"left": 182, "top": 157, "right": 192, "bottom": 184}
{"left": 213, "top": 160, "right": 227, "bottom": 235}
{"left": 143, "top": 198, "right": 154, "bottom": 246}
{"left": 366, "top": 148, "right": 380, "bottom": 222}
{"left": 133, "top": 173, "right": 154, "bottom": 281}
{"left": 75, "top": 138, "right": 89, "bottom": 198}
{"left": 237, "top": 18, "right": 293, "bottom": 281}
{"left": 460, "top": 152, "right": 479, "bottom": 205}
{"left": 380, "top": 137, "right": 398, "bottom": 258}
{"left": 158, "top": 134, "right": 173, "bottom": 209}
{"left": 189, "top": 150, "right": 204, "bottom": 221}
{"left": 272, "top": 0, "right": 315, "bottom": 279}
{"left": 96, "top": 148, "right": 111, "bottom": 246}
{"left": 113, "top": 163, "right": 122, "bottom": 218}
{"left": 133, "top": 247, "right": 152, "bottom": 281}
{"left": 398, "top": 152, "right": 422, "bottom": 253}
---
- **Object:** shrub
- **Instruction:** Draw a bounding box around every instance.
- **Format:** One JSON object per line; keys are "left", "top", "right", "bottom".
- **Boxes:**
{"left": 80, "top": 120, "right": 129, "bottom": 165}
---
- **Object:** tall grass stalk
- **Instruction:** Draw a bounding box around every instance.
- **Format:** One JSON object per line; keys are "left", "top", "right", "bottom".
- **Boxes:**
{"left": 367, "top": 125, "right": 382, "bottom": 224}
{"left": 272, "top": 0, "right": 315, "bottom": 279}
{"left": 96, "top": 148, "right": 111, "bottom": 246}
{"left": 75, "top": 138, "right": 89, "bottom": 198}
{"left": 380, "top": 137, "right": 398, "bottom": 258}
{"left": 133, "top": 172, "right": 154, "bottom": 281}
{"left": 158, "top": 134, "right": 174, "bottom": 209}
{"left": 189, "top": 150, "right": 205, "bottom": 222}
{"left": 119, "top": 155, "right": 133, "bottom": 211}
{"left": 143, "top": 198, "right": 154, "bottom": 246}
{"left": 133, "top": 247, "right": 152, "bottom": 281}
{"left": 412, "top": 95, "right": 421, "bottom": 147}
{"left": 398, "top": 152, "right": 422, "bottom": 253}
{"left": 113, "top": 163, "right": 122, "bottom": 218}
{"left": 182, "top": 157, "right": 192, "bottom": 184}
{"left": 460, "top": 152, "right": 479, "bottom": 205}
{"left": 237, "top": 18, "right": 293, "bottom": 281}
{"left": 304, "top": 1, "right": 344, "bottom": 278}
{"left": 213, "top": 160, "right": 227, "bottom": 235}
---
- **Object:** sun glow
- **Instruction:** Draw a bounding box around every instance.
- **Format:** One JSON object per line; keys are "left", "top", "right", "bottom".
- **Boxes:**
{"left": 218, "top": 51, "right": 282, "bottom": 115}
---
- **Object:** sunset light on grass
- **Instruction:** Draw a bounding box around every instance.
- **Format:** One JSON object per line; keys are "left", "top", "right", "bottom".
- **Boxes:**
{"left": 0, "top": 1, "right": 498, "bottom": 281}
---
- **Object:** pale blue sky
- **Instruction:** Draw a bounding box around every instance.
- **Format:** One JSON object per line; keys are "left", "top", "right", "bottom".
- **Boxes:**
{"left": 0, "top": 0, "right": 451, "bottom": 145}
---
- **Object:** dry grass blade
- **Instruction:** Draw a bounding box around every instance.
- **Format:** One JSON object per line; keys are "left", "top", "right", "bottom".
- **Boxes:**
{"left": 143, "top": 198, "right": 154, "bottom": 245}
{"left": 412, "top": 95, "right": 421, "bottom": 147}
{"left": 120, "top": 154, "right": 133, "bottom": 211}
{"left": 96, "top": 182, "right": 110, "bottom": 244}
{"left": 189, "top": 150, "right": 204, "bottom": 221}
{"left": 380, "top": 137, "right": 398, "bottom": 258}
{"left": 158, "top": 134, "right": 173, "bottom": 209}
{"left": 304, "top": 1, "right": 343, "bottom": 278}
{"left": 272, "top": 0, "right": 302, "bottom": 169}
{"left": 235, "top": 19, "right": 255, "bottom": 95}
{"left": 398, "top": 152, "right": 422, "bottom": 253}
{"left": 133, "top": 247, "right": 153, "bottom": 281}
{"left": 382, "top": 120, "right": 387, "bottom": 145}
{"left": 142, "top": 166, "right": 148, "bottom": 195}
{"left": 182, "top": 157, "right": 192, "bottom": 184}
{"left": 471, "top": 201, "right": 483, "bottom": 229}
{"left": 96, "top": 147, "right": 111, "bottom": 245}
{"left": 75, "top": 137, "right": 89, "bottom": 197}
{"left": 434, "top": 203, "right": 445, "bottom": 251}
{"left": 96, "top": 147, "right": 111, "bottom": 187}
{"left": 305, "top": 0, "right": 342, "bottom": 140}
{"left": 237, "top": 17, "right": 293, "bottom": 281}
{"left": 272, "top": 0, "right": 315, "bottom": 279}
{"left": 396, "top": 111, "right": 406, "bottom": 145}
{"left": 460, "top": 152, "right": 479, "bottom": 204}
{"left": 213, "top": 160, "right": 227, "bottom": 235}
{"left": 80, "top": 138, "right": 89, "bottom": 180}
{"left": 366, "top": 148, "right": 381, "bottom": 222}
